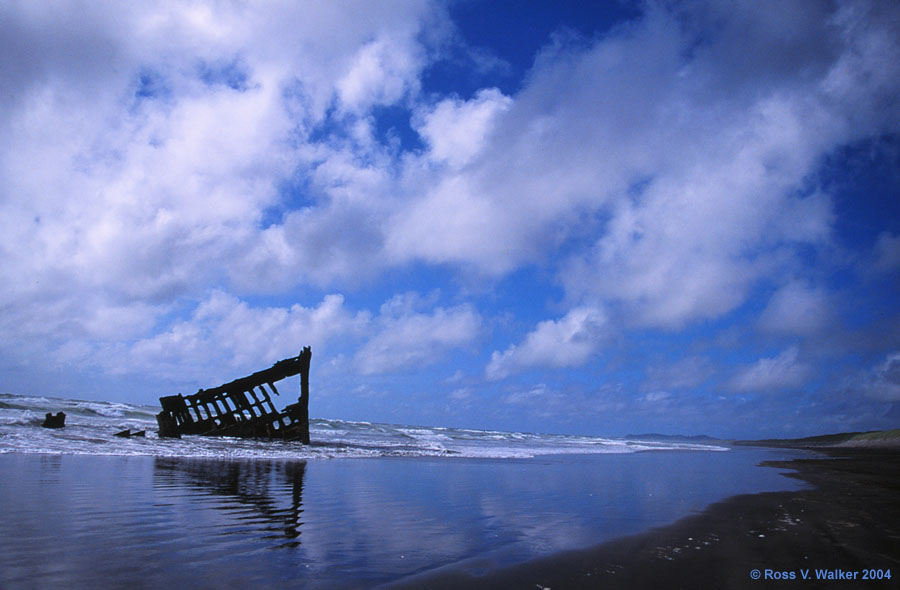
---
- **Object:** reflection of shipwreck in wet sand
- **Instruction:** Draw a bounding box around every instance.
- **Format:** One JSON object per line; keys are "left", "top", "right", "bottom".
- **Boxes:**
{"left": 154, "top": 458, "right": 306, "bottom": 547}
{"left": 156, "top": 347, "right": 312, "bottom": 443}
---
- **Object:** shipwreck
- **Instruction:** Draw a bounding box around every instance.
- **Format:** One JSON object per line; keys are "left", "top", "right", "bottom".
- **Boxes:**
{"left": 156, "top": 346, "right": 312, "bottom": 444}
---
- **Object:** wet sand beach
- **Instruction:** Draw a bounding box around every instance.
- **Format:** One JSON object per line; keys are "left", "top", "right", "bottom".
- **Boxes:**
{"left": 390, "top": 448, "right": 900, "bottom": 589}
{"left": 0, "top": 447, "right": 804, "bottom": 590}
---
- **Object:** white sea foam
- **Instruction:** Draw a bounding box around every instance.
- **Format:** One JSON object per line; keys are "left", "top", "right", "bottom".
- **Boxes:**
{"left": 0, "top": 393, "right": 729, "bottom": 459}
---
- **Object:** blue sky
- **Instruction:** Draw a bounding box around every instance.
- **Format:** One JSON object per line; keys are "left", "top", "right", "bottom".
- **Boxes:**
{"left": 1, "top": 1, "right": 898, "bottom": 439}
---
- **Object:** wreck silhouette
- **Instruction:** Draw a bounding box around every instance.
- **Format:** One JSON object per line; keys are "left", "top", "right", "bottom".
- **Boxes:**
{"left": 156, "top": 347, "right": 311, "bottom": 444}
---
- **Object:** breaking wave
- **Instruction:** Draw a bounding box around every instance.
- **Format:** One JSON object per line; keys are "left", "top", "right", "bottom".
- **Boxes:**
{"left": 0, "top": 393, "right": 728, "bottom": 459}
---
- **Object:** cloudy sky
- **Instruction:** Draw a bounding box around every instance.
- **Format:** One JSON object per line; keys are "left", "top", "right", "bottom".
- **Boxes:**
{"left": 2, "top": 0, "right": 898, "bottom": 438}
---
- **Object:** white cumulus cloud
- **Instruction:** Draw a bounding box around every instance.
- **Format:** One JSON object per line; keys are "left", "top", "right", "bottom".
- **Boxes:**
{"left": 486, "top": 307, "right": 607, "bottom": 380}
{"left": 113, "top": 291, "right": 369, "bottom": 381}
{"left": 355, "top": 294, "right": 482, "bottom": 375}
{"left": 415, "top": 88, "right": 512, "bottom": 168}
{"left": 757, "top": 281, "right": 834, "bottom": 336}
{"left": 727, "top": 347, "right": 811, "bottom": 393}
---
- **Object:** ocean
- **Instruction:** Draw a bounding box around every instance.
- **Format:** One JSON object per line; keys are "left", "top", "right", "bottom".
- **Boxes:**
{"left": 0, "top": 393, "right": 808, "bottom": 588}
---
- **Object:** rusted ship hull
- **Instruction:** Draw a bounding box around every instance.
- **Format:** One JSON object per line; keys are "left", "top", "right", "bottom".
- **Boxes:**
{"left": 156, "top": 347, "right": 312, "bottom": 443}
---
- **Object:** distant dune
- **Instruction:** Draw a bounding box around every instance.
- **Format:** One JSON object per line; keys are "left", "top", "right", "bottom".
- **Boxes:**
{"left": 737, "top": 428, "right": 900, "bottom": 449}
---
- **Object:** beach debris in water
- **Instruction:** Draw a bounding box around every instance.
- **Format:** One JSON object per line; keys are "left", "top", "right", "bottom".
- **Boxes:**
{"left": 114, "top": 429, "right": 146, "bottom": 438}
{"left": 41, "top": 412, "right": 66, "bottom": 428}
{"left": 156, "top": 347, "right": 312, "bottom": 443}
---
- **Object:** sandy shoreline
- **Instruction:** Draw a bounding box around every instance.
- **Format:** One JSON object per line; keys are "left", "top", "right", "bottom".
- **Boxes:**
{"left": 388, "top": 448, "right": 900, "bottom": 589}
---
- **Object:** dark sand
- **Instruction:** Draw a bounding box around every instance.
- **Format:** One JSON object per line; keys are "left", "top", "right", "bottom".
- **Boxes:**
{"left": 390, "top": 448, "right": 900, "bottom": 589}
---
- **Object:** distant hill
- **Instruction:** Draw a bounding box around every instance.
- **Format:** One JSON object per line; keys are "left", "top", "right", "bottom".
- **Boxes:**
{"left": 736, "top": 428, "right": 900, "bottom": 449}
